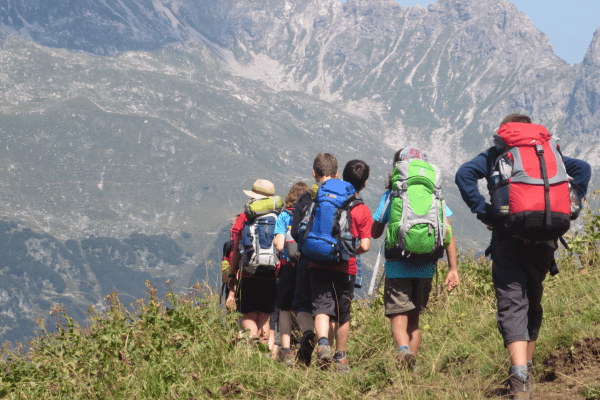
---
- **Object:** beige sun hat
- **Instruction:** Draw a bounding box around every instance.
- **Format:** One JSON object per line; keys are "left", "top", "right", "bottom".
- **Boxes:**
{"left": 243, "top": 179, "right": 275, "bottom": 199}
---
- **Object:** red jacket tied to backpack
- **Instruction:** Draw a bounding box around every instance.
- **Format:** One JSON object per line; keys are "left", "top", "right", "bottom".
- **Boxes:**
{"left": 489, "top": 122, "right": 573, "bottom": 241}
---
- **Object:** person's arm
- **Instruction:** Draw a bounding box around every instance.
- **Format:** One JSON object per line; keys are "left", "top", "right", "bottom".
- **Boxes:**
{"left": 455, "top": 148, "right": 495, "bottom": 225}
{"left": 563, "top": 156, "right": 592, "bottom": 198}
{"left": 356, "top": 238, "right": 370, "bottom": 254}
{"left": 444, "top": 218, "right": 459, "bottom": 292}
{"left": 225, "top": 241, "right": 239, "bottom": 310}
{"left": 371, "top": 191, "right": 391, "bottom": 239}
{"left": 225, "top": 237, "right": 240, "bottom": 310}
{"left": 228, "top": 231, "right": 241, "bottom": 292}
{"left": 274, "top": 233, "right": 285, "bottom": 252}
{"left": 371, "top": 221, "right": 385, "bottom": 239}
{"left": 353, "top": 204, "right": 372, "bottom": 254}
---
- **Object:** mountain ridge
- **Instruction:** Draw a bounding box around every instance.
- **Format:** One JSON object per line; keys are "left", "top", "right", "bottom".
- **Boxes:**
{"left": 0, "top": 0, "right": 597, "bottom": 345}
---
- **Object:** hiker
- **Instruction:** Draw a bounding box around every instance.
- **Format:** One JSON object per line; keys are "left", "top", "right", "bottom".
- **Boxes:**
{"left": 271, "top": 181, "right": 310, "bottom": 365}
{"left": 225, "top": 179, "right": 282, "bottom": 344}
{"left": 455, "top": 114, "right": 591, "bottom": 399}
{"left": 371, "top": 147, "right": 459, "bottom": 371}
{"left": 299, "top": 158, "right": 373, "bottom": 372}
{"left": 220, "top": 216, "right": 240, "bottom": 305}
{"left": 286, "top": 154, "right": 343, "bottom": 367}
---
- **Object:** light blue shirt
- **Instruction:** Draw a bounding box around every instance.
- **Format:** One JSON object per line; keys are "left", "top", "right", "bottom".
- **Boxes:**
{"left": 275, "top": 211, "right": 292, "bottom": 260}
{"left": 275, "top": 210, "right": 292, "bottom": 236}
{"left": 373, "top": 190, "right": 452, "bottom": 279}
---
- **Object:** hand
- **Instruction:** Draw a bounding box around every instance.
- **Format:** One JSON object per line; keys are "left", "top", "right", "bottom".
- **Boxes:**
{"left": 225, "top": 291, "right": 236, "bottom": 311}
{"left": 486, "top": 224, "right": 493, "bottom": 231}
{"left": 444, "top": 269, "right": 459, "bottom": 292}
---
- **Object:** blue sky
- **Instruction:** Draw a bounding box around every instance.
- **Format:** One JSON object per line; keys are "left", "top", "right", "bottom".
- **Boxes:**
{"left": 337, "top": 0, "right": 600, "bottom": 65}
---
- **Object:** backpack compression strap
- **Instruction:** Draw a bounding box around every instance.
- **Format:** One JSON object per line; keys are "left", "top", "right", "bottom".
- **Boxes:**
{"left": 535, "top": 145, "right": 552, "bottom": 226}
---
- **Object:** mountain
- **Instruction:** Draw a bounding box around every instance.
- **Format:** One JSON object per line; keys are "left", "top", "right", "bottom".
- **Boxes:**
{"left": 0, "top": 0, "right": 597, "bottom": 345}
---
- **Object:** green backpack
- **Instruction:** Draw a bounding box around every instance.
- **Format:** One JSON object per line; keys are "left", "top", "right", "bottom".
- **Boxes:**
{"left": 384, "top": 159, "right": 451, "bottom": 261}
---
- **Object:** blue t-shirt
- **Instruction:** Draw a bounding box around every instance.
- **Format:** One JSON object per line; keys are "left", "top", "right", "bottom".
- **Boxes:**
{"left": 275, "top": 210, "right": 292, "bottom": 235}
{"left": 275, "top": 210, "right": 293, "bottom": 260}
{"left": 373, "top": 190, "right": 453, "bottom": 279}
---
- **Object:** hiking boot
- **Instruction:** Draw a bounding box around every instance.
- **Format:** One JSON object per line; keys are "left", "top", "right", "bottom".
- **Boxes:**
{"left": 296, "top": 331, "right": 316, "bottom": 367}
{"left": 333, "top": 354, "right": 351, "bottom": 373}
{"left": 507, "top": 372, "right": 530, "bottom": 400}
{"left": 316, "top": 344, "right": 333, "bottom": 370}
{"left": 278, "top": 348, "right": 294, "bottom": 367}
{"left": 397, "top": 347, "right": 417, "bottom": 371}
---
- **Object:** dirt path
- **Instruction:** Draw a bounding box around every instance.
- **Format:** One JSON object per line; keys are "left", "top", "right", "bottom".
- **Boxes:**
{"left": 535, "top": 337, "right": 600, "bottom": 400}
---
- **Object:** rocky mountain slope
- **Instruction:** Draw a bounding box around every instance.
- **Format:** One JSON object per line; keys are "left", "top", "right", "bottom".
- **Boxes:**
{"left": 0, "top": 0, "right": 597, "bottom": 344}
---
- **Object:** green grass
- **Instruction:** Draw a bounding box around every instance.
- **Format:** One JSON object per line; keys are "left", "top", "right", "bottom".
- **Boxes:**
{"left": 2, "top": 209, "right": 600, "bottom": 399}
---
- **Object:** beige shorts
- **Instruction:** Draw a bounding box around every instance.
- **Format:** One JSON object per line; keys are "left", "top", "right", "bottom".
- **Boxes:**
{"left": 384, "top": 277, "right": 433, "bottom": 316}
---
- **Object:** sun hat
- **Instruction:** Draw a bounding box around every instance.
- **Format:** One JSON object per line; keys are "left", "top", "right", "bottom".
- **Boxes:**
{"left": 243, "top": 179, "right": 275, "bottom": 199}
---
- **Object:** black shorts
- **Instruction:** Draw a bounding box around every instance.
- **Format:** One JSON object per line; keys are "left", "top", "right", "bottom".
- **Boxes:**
{"left": 310, "top": 267, "right": 355, "bottom": 323}
{"left": 237, "top": 275, "right": 277, "bottom": 315}
{"left": 292, "top": 257, "right": 312, "bottom": 314}
{"left": 277, "top": 263, "right": 296, "bottom": 311}
{"left": 492, "top": 237, "right": 555, "bottom": 346}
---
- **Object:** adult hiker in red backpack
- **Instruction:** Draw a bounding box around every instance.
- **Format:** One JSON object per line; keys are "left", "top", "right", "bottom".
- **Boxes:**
{"left": 455, "top": 114, "right": 591, "bottom": 399}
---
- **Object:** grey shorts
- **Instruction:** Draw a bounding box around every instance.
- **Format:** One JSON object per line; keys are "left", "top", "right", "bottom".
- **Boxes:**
{"left": 492, "top": 237, "right": 554, "bottom": 347}
{"left": 384, "top": 277, "right": 433, "bottom": 317}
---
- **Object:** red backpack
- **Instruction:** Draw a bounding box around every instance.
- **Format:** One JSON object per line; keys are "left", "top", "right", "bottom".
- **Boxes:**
{"left": 488, "top": 123, "right": 578, "bottom": 241}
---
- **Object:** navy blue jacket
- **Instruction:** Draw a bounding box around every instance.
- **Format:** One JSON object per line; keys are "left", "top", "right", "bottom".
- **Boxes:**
{"left": 455, "top": 146, "right": 591, "bottom": 226}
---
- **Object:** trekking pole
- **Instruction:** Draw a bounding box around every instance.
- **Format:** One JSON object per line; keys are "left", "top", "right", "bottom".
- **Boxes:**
{"left": 435, "top": 266, "right": 439, "bottom": 296}
{"left": 368, "top": 242, "right": 384, "bottom": 297}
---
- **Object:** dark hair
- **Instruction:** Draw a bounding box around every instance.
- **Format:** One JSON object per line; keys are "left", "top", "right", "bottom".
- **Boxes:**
{"left": 499, "top": 113, "right": 532, "bottom": 127}
{"left": 385, "top": 149, "right": 403, "bottom": 189}
{"left": 343, "top": 160, "right": 370, "bottom": 192}
{"left": 285, "top": 182, "right": 309, "bottom": 208}
{"left": 313, "top": 153, "right": 338, "bottom": 178}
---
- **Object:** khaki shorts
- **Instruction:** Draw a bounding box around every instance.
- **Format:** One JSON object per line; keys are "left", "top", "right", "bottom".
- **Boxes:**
{"left": 384, "top": 277, "right": 433, "bottom": 316}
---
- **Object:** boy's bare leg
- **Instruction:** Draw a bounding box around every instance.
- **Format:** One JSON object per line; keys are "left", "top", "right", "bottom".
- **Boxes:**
{"left": 391, "top": 311, "right": 421, "bottom": 355}
{"left": 241, "top": 312, "right": 259, "bottom": 338}
{"left": 315, "top": 314, "right": 330, "bottom": 340}
{"left": 257, "top": 312, "right": 271, "bottom": 343}
{"left": 335, "top": 321, "right": 350, "bottom": 352}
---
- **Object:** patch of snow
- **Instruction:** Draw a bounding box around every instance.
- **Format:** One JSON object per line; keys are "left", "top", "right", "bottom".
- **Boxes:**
{"left": 152, "top": 0, "right": 181, "bottom": 30}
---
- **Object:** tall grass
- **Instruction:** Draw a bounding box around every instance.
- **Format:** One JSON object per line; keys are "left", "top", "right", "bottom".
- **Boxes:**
{"left": 2, "top": 201, "right": 600, "bottom": 399}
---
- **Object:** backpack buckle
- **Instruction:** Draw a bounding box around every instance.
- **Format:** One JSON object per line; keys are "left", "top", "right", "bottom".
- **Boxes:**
{"left": 535, "top": 144, "right": 544, "bottom": 156}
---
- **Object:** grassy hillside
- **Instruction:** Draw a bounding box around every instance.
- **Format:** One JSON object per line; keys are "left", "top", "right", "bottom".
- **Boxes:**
{"left": 1, "top": 200, "right": 600, "bottom": 399}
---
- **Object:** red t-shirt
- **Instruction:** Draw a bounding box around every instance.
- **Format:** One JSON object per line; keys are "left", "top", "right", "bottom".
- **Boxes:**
{"left": 309, "top": 203, "right": 372, "bottom": 275}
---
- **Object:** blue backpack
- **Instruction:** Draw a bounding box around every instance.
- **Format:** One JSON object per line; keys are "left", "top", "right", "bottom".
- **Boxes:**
{"left": 241, "top": 212, "right": 279, "bottom": 276}
{"left": 298, "top": 179, "right": 363, "bottom": 262}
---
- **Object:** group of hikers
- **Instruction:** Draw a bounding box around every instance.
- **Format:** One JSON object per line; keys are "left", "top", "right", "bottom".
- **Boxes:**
{"left": 219, "top": 113, "right": 591, "bottom": 399}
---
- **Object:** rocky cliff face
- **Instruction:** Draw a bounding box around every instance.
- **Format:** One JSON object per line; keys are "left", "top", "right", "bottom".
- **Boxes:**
{"left": 567, "top": 27, "right": 600, "bottom": 142}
